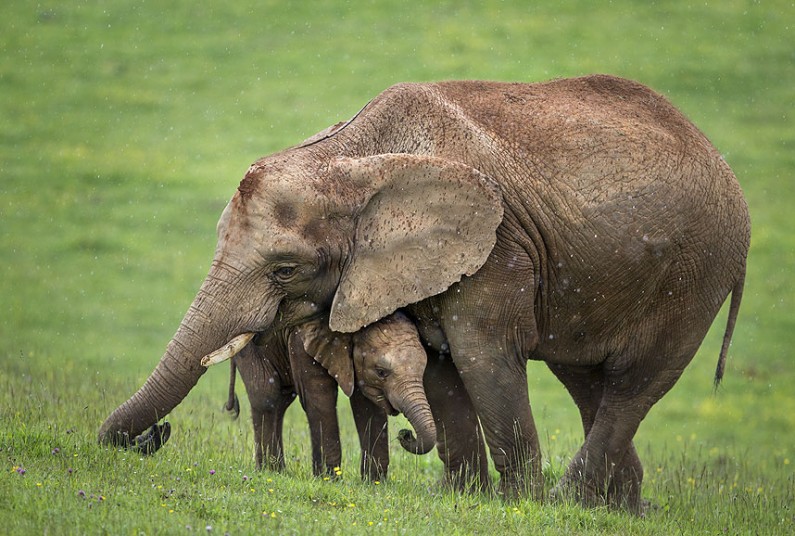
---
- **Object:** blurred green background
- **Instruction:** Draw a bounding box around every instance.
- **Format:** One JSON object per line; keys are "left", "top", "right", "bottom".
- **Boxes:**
{"left": 2, "top": 1, "right": 793, "bottom": 533}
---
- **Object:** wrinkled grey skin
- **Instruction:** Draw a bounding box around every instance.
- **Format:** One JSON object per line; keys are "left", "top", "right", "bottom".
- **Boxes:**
{"left": 99, "top": 75, "right": 749, "bottom": 511}
{"left": 222, "top": 327, "right": 389, "bottom": 481}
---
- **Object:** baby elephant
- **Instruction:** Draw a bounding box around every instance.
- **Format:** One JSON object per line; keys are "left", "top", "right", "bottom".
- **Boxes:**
{"left": 216, "top": 311, "right": 437, "bottom": 481}
{"left": 302, "top": 312, "right": 491, "bottom": 491}
{"left": 299, "top": 311, "right": 437, "bottom": 456}
{"left": 219, "top": 326, "right": 389, "bottom": 481}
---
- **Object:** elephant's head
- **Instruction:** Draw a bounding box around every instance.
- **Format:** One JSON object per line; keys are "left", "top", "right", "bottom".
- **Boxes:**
{"left": 98, "top": 147, "right": 503, "bottom": 451}
{"left": 299, "top": 312, "right": 434, "bottom": 455}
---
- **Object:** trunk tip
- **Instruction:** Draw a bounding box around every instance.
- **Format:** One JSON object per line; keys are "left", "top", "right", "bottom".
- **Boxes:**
{"left": 397, "top": 428, "right": 435, "bottom": 455}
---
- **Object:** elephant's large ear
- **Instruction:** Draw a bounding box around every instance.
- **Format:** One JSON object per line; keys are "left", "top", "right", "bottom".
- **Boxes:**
{"left": 329, "top": 154, "right": 503, "bottom": 333}
{"left": 296, "top": 318, "right": 355, "bottom": 396}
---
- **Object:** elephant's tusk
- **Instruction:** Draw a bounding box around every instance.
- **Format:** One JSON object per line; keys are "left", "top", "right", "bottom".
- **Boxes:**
{"left": 200, "top": 332, "right": 256, "bottom": 367}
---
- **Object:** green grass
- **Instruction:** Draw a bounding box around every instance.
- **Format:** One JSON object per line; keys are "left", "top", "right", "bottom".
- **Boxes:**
{"left": 2, "top": 0, "right": 794, "bottom": 533}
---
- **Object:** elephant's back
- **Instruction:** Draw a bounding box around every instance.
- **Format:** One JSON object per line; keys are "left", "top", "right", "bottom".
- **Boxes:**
{"left": 433, "top": 75, "right": 749, "bottom": 266}
{"left": 433, "top": 75, "right": 706, "bottom": 148}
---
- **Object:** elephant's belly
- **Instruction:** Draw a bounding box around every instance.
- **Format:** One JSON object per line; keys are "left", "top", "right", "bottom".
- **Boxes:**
{"left": 530, "top": 306, "right": 618, "bottom": 367}
{"left": 530, "top": 336, "right": 608, "bottom": 367}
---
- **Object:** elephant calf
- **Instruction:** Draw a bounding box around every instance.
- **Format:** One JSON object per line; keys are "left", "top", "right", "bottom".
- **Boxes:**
{"left": 299, "top": 311, "right": 492, "bottom": 491}
{"left": 216, "top": 312, "right": 440, "bottom": 481}
{"left": 220, "top": 328, "right": 387, "bottom": 481}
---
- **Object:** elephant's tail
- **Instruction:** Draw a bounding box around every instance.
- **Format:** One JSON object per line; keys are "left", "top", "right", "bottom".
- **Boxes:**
{"left": 714, "top": 270, "right": 746, "bottom": 389}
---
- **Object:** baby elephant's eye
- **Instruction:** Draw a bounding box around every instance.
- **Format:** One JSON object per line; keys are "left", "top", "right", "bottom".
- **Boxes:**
{"left": 374, "top": 367, "right": 389, "bottom": 379}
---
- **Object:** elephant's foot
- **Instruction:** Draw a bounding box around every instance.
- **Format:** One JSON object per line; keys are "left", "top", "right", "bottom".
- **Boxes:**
{"left": 257, "top": 450, "right": 286, "bottom": 473}
{"left": 496, "top": 471, "right": 544, "bottom": 502}
{"left": 262, "top": 461, "right": 286, "bottom": 473}
{"left": 360, "top": 460, "right": 388, "bottom": 483}
{"left": 608, "top": 475, "right": 644, "bottom": 515}
{"left": 550, "top": 470, "right": 644, "bottom": 514}
{"left": 493, "top": 455, "right": 544, "bottom": 501}
{"left": 441, "top": 465, "right": 492, "bottom": 495}
{"left": 549, "top": 473, "right": 606, "bottom": 509}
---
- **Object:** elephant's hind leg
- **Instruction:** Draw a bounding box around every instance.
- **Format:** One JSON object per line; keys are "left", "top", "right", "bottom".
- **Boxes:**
{"left": 552, "top": 357, "right": 688, "bottom": 514}
{"left": 548, "top": 363, "right": 644, "bottom": 511}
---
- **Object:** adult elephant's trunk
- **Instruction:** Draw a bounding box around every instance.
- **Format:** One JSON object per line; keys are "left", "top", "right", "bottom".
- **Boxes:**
{"left": 98, "top": 266, "right": 248, "bottom": 449}
{"left": 392, "top": 383, "right": 436, "bottom": 455}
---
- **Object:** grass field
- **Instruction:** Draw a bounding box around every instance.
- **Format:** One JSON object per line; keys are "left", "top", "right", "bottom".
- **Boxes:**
{"left": 2, "top": 1, "right": 794, "bottom": 534}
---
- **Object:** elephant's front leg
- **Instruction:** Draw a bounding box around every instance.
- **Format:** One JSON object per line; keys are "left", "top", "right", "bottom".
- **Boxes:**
{"left": 299, "top": 384, "right": 342, "bottom": 477}
{"left": 250, "top": 401, "right": 293, "bottom": 471}
{"left": 289, "top": 333, "right": 343, "bottom": 477}
{"left": 429, "top": 236, "right": 543, "bottom": 499}
{"left": 235, "top": 345, "right": 295, "bottom": 471}
{"left": 451, "top": 342, "right": 543, "bottom": 500}
{"left": 350, "top": 389, "right": 389, "bottom": 482}
{"left": 424, "top": 353, "right": 491, "bottom": 492}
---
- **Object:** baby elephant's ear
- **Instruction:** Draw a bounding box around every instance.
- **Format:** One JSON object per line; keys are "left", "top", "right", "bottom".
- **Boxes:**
{"left": 297, "top": 318, "right": 355, "bottom": 397}
{"left": 330, "top": 153, "right": 503, "bottom": 333}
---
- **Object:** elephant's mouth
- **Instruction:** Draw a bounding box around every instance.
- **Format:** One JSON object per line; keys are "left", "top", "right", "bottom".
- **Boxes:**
{"left": 361, "top": 386, "right": 399, "bottom": 416}
{"left": 380, "top": 398, "right": 399, "bottom": 417}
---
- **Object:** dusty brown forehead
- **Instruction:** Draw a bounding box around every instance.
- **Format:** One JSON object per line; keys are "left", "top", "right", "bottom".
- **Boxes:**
{"left": 251, "top": 185, "right": 339, "bottom": 246}
{"left": 269, "top": 202, "right": 342, "bottom": 246}
{"left": 231, "top": 156, "right": 351, "bottom": 243}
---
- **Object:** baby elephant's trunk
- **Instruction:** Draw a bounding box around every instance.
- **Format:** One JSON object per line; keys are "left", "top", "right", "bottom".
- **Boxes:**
{"left": 392, "top": 384, "right": 436, "bottom": 454}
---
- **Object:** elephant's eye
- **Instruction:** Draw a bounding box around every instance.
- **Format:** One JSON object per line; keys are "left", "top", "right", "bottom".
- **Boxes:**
{"left": 273, "top": 265, "right": 298, "bottom": 281}
{"left": 374, "top": 367, "right": 389, "bottom": 379}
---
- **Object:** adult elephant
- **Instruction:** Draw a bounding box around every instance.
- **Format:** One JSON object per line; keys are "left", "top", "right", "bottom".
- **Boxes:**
{"left": 99, "top": 75, "right": 749, "bottom": 511}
